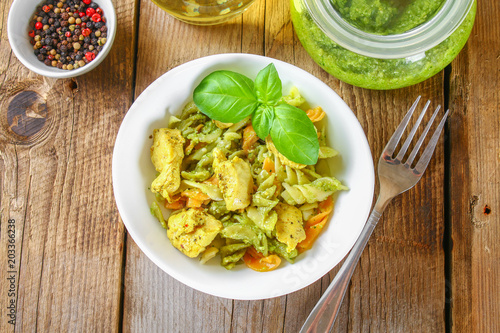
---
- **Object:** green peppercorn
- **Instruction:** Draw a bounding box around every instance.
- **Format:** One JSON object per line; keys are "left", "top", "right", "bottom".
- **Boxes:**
{"left": 69, "top": 24, "right": 75, "bottom": 32}
{"left": 95, "top": 30, "right": 101, "bottom": 37}
{"left": 78, "top": 60, "right": 85, "bottom": 67}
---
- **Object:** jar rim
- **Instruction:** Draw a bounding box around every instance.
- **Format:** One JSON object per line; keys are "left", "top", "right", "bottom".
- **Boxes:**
{"left": 302, "top": 0, "right": 475, "bottom": 59}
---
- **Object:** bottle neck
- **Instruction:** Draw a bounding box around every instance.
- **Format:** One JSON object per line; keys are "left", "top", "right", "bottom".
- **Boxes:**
{"left": 302, "top": 0, "right": 475, "bottom": 59}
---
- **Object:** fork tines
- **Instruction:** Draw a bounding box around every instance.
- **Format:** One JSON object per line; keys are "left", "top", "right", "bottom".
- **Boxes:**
{"left": 384, "top": 96, "right": 449, "bottom": 170}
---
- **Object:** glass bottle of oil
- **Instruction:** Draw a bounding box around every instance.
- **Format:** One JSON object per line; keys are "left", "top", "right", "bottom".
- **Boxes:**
{"left": 152, "top": 0, "right": 257, "bottom": 25}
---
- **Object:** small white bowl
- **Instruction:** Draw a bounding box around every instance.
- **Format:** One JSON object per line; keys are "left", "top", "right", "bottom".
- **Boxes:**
{"left": 112, "top": 53, "right": 375, "bottom": 300}
{"left": 7, "top": 0, "right": 116, "bottom": 78}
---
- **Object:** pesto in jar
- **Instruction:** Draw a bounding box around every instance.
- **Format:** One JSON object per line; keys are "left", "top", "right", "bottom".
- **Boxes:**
{"left": 290, "top": 0, "right": 476, "bottom": 89}
{"left": 331, "top": 0, "right": 445, "bottom": 35}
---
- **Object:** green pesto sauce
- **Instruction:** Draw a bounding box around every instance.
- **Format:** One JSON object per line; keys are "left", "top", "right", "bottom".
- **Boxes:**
{"left": 331, "top": 0, "right": 445, "bottom": 35}
{"left": 290, "top": 0, "right": 476, "bottom": 89}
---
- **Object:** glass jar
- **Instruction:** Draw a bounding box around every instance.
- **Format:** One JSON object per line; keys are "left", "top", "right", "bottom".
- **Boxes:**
{"left": 290, "top": 0, "right": 476, "bottom": 89}
{"left": 152, "top": 0, "right": 257, "bottom": 25}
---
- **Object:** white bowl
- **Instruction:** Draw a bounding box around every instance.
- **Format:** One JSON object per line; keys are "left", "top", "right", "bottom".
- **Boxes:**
{"left": 7, "top": 0, "right": 116, "bottom": 78}
{"left": 112, "top": 53, "right": 375, "bottom": 300}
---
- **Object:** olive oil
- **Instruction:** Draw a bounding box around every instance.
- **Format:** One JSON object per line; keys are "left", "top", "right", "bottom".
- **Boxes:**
{"left": 152, "top": 0, "right": 256, "bottom": 25}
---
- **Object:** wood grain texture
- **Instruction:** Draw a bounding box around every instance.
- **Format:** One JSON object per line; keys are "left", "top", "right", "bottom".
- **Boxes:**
{"left": 123, "top": 1, "right": 251, "bottom": 332}
{"left": 449, "top": 1, "right": 500, "bottom": 332}
{"left": 0, "top": 0, "right": 136, "bottom": 331}
{"left": 123, "top": 0, "right": 447, "bottom": 332}
{"left": 1, "top": 0, "right": 498, "bottom": 331}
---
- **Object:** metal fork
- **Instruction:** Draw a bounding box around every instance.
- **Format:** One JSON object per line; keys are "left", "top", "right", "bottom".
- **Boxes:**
{"left": 300, "top": 96, "right": 449, "bottom": 333}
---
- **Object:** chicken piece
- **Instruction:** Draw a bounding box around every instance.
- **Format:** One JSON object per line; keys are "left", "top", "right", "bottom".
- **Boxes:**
{"left": 167, "top": 208, "right": 223, "bottom": 258}
{"left": 150, "top": 128, "right": 185, "bottom": 202}
{"left": 212, "top": 148, "right": 253, "bottom": 211}
{"left": 266, "top": 137, "right": 306, "bottom": 169}
{"left": 274, "top": 202, "right": 306, "bottom": 253}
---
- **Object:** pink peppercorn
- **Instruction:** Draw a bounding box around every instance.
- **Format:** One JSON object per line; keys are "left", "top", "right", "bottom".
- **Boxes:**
{"left": 85, "top": 52, "right": 95, "bottom": 62}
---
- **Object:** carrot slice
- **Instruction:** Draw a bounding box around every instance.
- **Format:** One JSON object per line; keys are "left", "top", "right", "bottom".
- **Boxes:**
{"left": 297, "top": 196, "right": 334, "bottom": 252}
{"left": 181, "top": 189, "right": 211, "bottom": 201}
{"left": 204, "top": 174, "right": 219, "bottom": 186}
{"left": 164, "top": 196, "right": 186, "bottom": 210}
{"left": 242, "top": 124, "right": 259, "bottom": 152}
{"left": 297, "top": 217, "right": 328, "bottom": 253}
{"left": 318, "top": 195, "right": 334, "bottom": 214}
{"left": 243, "top": 247, "right": 281, "bottom": 272}
{"left": 306, "top": 106, "right": 326, "bottom": 122}
{"left": 262, "top": 156, "right": 275, "bottom": 173}
{"left": 185, "top": 197, "right": 204, "bottom": 208}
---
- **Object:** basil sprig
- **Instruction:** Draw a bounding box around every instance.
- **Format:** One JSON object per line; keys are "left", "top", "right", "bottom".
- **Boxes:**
{"left": 193, "top": 64, "right": 319, "bottom": 165}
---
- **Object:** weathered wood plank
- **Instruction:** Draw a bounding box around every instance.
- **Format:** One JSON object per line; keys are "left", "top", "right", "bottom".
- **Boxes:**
{"left": 123, "top": 0, "right": 447, "bottom": 332}
{"left": 449, "top": 1, "right": 500, "bottom": 332}
{"left": 287, "top": 9, "right": 447, "bottom": 333}
{"left": 122, "top": 1, "right": 254, "bottom": 332}
{"left": 0, "top": 0, "right": 136, "bottom": 331}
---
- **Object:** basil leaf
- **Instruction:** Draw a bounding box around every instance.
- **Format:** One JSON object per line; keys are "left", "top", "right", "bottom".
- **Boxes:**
{"left": 193, "top": 70, "right": 259, "bottom": 123}
{"left": 254, "top": 64, "right": 282, "bottom": 106}
{"left": 270, "top": 103, "right": 319, "bottom": 165}
{"left": 252, "top": 104, "right": 275, "bottom": 140}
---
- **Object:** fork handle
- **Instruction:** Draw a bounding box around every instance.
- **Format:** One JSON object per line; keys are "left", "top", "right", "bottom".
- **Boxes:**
{"left": 299, "top": 206, "right": 384, "bottom": 333}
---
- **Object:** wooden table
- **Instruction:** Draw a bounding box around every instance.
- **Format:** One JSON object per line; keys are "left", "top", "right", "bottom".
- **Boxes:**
{"left": 1, "top": 0, "right": 498, "bottom": 331}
